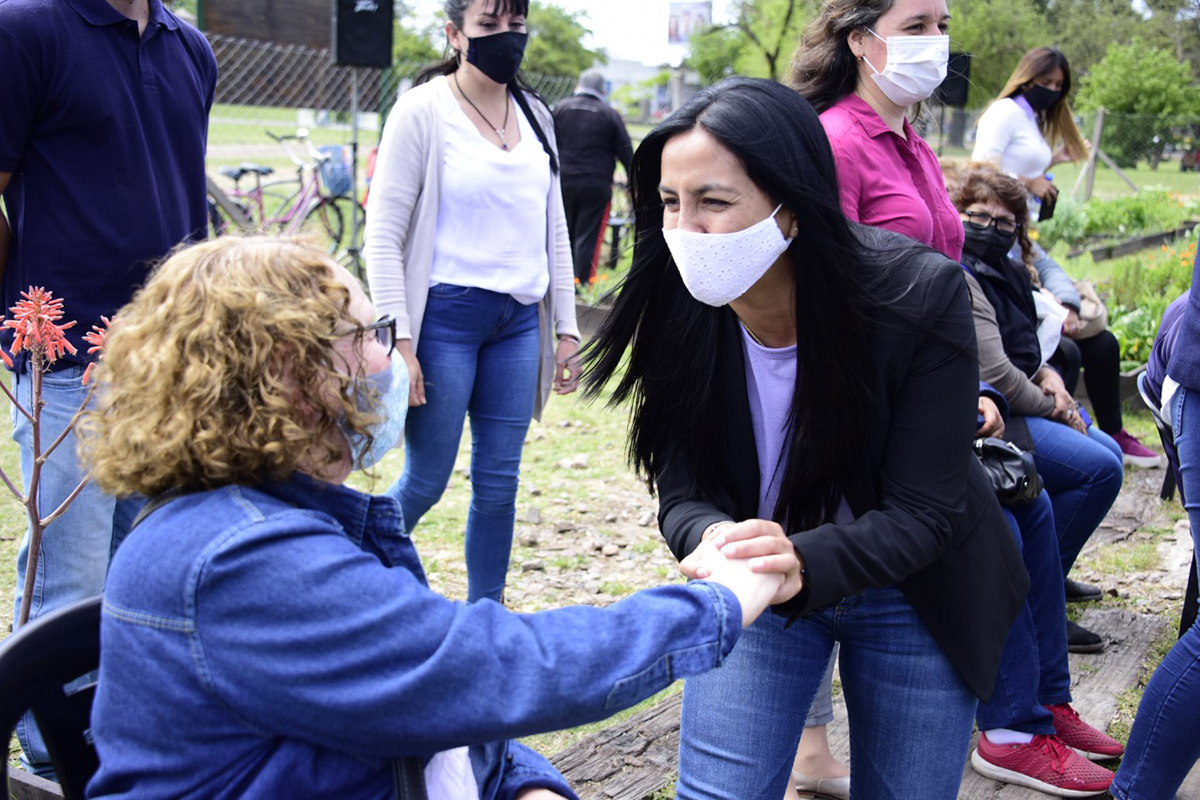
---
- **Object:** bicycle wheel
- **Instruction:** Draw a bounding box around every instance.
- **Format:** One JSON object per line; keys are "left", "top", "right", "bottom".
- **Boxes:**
{"left": 207, "top": 198, "right": 249, "bottom": 239}
{"left": 298, "top": 198, "right": 344, "bottom": 254}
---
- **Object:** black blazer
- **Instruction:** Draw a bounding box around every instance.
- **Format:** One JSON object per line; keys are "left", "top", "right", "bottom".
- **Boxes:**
{"left": 656, "top": 238, "right": 1028, "bottom": 702}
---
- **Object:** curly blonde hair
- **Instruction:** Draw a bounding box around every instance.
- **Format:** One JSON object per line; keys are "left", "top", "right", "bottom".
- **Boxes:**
{"left": 79, "top": 236, "right": 378, "bottom": 497}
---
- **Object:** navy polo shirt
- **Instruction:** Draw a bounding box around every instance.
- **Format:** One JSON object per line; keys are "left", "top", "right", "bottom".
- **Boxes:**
{"left": 0, "top": 0, "right": 216, "bottom": 369}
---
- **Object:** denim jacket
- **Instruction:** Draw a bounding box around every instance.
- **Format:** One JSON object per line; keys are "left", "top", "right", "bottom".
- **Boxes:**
{"left": 87, "top": 473, "right": 742, "bottom": 799}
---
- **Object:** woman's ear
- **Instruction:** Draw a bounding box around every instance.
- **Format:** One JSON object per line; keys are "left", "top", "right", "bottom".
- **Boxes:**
{"left": 445, "top": 21, "right": 465, "bottom": 56}
{"left": 847, "top": 28, "right": 867, "bottom": 59}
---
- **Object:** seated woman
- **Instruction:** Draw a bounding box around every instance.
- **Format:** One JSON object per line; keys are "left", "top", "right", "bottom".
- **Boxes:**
{"left": 584, "top": 78, "right": 1028, "bottom": 799}
{"left": 973, "top": 46, "right": 1162, "bottom": 474}
{"left": 947, "top": 164, "right": 1125, "bottom": 645}
{"left": 78, "top": 236, "right": 788, "bottom": 799}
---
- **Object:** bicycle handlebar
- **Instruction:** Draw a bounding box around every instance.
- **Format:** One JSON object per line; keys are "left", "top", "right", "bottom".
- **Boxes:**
{"left": 265, "top": 129, "right": 330, "bottom": 169}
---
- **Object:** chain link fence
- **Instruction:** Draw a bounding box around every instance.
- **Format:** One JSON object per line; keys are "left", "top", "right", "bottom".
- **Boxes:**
{"left": 917, "top": 105, "right": 1200, "bottom": 196}
{"left": 205, "top": 32, "right": 576, "bottom": 178}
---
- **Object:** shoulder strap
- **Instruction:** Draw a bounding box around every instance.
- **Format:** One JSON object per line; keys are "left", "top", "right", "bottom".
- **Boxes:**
{"left": 129, "top": 488, "right": 188, "bottom": 532}
{"left": 392, "top": 757, "right": 428, "bottom": 800}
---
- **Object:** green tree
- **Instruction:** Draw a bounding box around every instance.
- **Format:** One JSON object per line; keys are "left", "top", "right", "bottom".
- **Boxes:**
{"left": 685, "top": 25, "right": 745, "bottom": 85}
{"left": 1044, "top": 0, "right": 1147, "bottom": 78}
{"left": 946, "top": 0, "right": 1046, "bottom": 106}
{"left": 524, "top": 2, "right": 601, "bottom": 78}
{"left": 392, "top": 20, "right": 439, "bottom": 67}
{"left": 1076, "top": 40, "right": 1200, "bottom": 166}
{"left": 728, "top": 0, "right": 814, "bottom": 81}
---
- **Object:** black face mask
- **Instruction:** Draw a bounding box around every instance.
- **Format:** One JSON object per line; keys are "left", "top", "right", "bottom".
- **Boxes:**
{"left": 962, "top": 224, "right": 1017, "bottom": 265}
{"left": 1024, "top": 84, "right": 1061, "bottom": 112}
{"left": 463, "top": 30, "right": 528, "bottom": 85}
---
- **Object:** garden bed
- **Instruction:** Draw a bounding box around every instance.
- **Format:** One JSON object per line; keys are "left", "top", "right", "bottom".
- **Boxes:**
{"left": 1068, "top": 220, "right": 1199, "bottom": 262}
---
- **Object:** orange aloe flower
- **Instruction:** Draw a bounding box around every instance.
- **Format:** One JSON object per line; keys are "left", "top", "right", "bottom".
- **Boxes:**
{"left": 81, "top": 316, "right": 111, "bottom": 386}
{"left": 2, "top": 287, "right": 77, "bottom": 367}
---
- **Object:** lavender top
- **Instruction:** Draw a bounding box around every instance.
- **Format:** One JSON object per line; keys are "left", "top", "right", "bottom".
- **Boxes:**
{"left": 741, "top": 327, "right": 853, "bottom": 524}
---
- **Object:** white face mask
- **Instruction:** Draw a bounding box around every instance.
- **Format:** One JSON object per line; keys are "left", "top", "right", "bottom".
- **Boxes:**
{"left": 662, "top": 204, "right": 793, "bottom": 307}
{"left": 862, "top": 30, "right": 949, "bottom": 107}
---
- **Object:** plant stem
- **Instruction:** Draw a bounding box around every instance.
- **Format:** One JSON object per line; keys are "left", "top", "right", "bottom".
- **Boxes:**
{"left": 40, "top": 383, "right": 95, "bottom": 463}
{"left": 16, "top": 357, "right": 45, "bottom": 629}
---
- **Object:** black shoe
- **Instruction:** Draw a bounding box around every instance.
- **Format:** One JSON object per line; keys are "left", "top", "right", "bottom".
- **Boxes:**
{"left": 1067, "top": 619, "right": 1105, "bottom": 654}
{"left": 1064, "top": 578, "right": 1102, "bottom": 603}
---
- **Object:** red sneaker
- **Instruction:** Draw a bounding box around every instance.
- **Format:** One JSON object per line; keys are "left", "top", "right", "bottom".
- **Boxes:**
{"left": 971, "top": 733, "right": 1114, "bottom": 797}
{"left": 1046, "top": 702, "right": 1125, "bottom": 760}
{"left": 1111, "top": 429, "right": 1163, "bottom": 468}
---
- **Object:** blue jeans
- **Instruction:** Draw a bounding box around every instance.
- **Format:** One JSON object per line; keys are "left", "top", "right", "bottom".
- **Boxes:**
{"left": 1023, "top": 416, "right": 1124, "bottom": 576}
{"left": 676, "top": 586, "right": 976, "bottom": 799}
{"left": 977, "top": 493, "right": 1070, "bottom": 734}
{"left": 1111, "top": 386, "right": 1200, "bottom": 798}
{"left": 389, "top": 285, "right": 540, "bottom": 603}
{"left": 10, "top": 365, "right": 141, "bottom": 772}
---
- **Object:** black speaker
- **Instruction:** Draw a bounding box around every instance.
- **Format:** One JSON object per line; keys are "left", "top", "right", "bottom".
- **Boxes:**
{"left": 934, "top": 52, "right": 971, "bottom": 107}
{"left": 332, "top": 0, "right": 394, "bottom": 68}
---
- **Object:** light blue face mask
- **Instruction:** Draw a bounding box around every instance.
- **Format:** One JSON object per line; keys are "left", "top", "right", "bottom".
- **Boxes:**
{"left": 340, "top": 352, "right": 409, "bottom": 470}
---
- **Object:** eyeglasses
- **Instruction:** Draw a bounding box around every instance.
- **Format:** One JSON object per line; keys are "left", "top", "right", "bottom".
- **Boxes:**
{"left": 964, "top": 211, "right": 1021, "bottom": 234}
{"left": 345, "top": 315, "right": 396, "bottom": 357}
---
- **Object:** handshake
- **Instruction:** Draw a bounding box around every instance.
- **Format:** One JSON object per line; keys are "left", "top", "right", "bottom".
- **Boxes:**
{"left": 680, "top": 519, "right": 805, "bottom": 628}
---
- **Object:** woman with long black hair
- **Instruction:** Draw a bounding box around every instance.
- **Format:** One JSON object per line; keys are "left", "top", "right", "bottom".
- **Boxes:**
{"left": 364, "top": 0, "right": 580, "bottom": 604}
{"left": 584, "top": 77, "right": 1027, "bottom": 798}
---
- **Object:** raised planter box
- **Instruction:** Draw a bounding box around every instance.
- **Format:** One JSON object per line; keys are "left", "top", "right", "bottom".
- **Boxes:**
{"left": 1067, "top": 221, "right": 1199, "bottom": 262}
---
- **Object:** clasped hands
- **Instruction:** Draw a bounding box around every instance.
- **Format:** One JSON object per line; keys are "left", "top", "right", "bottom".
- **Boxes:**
{"left": 679, "top": 519, "right": 804, "bottom": 627}
{"left": 1035, "top": 366, "right": 1088, "bottom": 435}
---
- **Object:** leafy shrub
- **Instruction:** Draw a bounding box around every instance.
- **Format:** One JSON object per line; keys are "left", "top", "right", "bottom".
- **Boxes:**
{"left": 1037, "top": 189, "right": 1199, "bottom": 250}
{"left": 1105, "top": 234, "right": 1196, "bottom": 363}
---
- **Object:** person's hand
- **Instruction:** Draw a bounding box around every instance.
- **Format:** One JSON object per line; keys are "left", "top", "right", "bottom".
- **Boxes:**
{"left": 978, "top": 395, "right": 1005, "bottom": 438}
{"left": 681, "top": 537, "right": 786, "bottom": 627}
{"left": 396, "top": 339, "right": 425, "bottom": 406}
{"left": 684, "top": 519, "right": 803, "bottom": 605}
{"left": 515, "top": 790, "right": 570, "bottom": 800}
{"left": 553, "top": 337, "right": 581, "bottom": 395}
{"left": 1026, "top": 174, "right": 1058, "bottom": 201}
{"left": 1062, "top": 308, "right": 1081, "bottom": 339}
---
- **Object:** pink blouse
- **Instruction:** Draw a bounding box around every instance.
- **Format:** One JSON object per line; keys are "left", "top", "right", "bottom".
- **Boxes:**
{"left": 820, "top": 94, "right": 964, "bottom": 262}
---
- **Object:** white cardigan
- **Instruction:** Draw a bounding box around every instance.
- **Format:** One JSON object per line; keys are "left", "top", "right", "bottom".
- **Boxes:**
{"left": 363, "top": 75, "right": 579, "bottom": 419}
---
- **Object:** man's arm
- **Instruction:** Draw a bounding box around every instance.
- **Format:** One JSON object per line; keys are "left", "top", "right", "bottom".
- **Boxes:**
{"left": 0, "top": 172, "right": 11, "bottom": 281}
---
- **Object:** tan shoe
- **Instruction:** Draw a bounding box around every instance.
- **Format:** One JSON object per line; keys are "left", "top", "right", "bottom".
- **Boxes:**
{"left": 791, "top": 769, "right": 850, "bottom": 800}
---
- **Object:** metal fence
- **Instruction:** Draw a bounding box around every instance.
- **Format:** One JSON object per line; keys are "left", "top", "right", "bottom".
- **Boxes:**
{"left": 205, "top": 32, "right": 576, "bottom": 176}
{"left": 916, "top": 105, "right": 1200, "bottom": 199}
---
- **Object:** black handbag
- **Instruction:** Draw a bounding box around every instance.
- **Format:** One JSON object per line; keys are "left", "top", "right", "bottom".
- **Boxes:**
{"left": 973, "top": 437, "right": 1043, "bottom": 507}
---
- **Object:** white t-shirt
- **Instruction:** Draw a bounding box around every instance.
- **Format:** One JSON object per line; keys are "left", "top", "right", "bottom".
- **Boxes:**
{"left": 431, "top": 79, "right": 551, "bottom": 305}
{"left": 972, "top": 96, "right": 1053, "bottom": 180}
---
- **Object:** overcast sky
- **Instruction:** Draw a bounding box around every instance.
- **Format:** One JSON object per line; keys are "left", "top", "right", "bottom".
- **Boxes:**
{"left": 406, "top": 0, "right": 735, "bottom": 66}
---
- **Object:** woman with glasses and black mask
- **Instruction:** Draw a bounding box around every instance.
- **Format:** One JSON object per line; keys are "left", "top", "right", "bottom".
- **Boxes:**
{"left": 947, "top": 165, "right": 1127, "bottom": 791}
{"left": 364, "top": 0, "right": 581, "bottom": 605}
{"left": 974, "top": 48, "right": 1163, "bottom": 473}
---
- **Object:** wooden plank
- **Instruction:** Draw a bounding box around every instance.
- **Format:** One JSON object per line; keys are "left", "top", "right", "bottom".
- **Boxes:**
{"left": 550, "top": 692, "right": 682, "bottom": 799}
{"left": 6, "top": 768, "right": 64, "bottom": 800}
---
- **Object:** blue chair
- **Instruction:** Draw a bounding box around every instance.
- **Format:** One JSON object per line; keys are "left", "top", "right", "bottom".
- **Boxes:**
{"left": 1137, "top": 372, "right": 1197, "bottom": 639}
{"left": 0, "top": 595, "right": 102, "bottom": 799}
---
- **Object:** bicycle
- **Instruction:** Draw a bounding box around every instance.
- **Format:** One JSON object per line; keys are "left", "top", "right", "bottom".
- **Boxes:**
{"left": 206, "top": 128, "right": 345, "bottom": 253}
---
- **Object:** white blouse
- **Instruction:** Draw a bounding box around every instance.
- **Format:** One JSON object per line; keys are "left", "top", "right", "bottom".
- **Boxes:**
{"left": 430, "top": 78, "right": 551, "bottom": 305}
{"left": 972, "top": 96, "right": 1053, "bottom": 180}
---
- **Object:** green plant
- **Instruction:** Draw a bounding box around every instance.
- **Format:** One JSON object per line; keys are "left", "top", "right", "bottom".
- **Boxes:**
{"left": 1101, "top": 232, "right": 1195, "bottom": 362}
{"left": 1076, "top": 41, "right": 1200, "bottom": 168}
{"left": 1035, "top": 195, "right": 1088, "bottom": 249}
